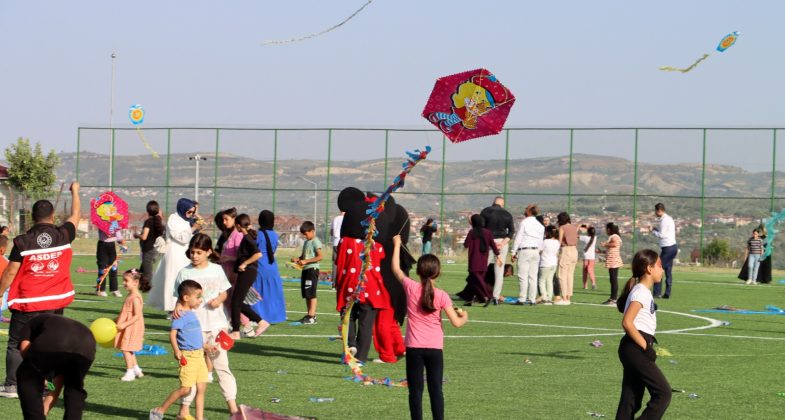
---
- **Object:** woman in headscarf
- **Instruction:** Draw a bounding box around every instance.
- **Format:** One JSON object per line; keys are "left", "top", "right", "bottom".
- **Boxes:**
{"left": 462, "top": 214, "right": 501, "bottom": 306}
{"left": 250, "top": 210, "right": 287, "bottom": 324}
{"left": 149, "top": 198, "right": 202, "bottom": 312}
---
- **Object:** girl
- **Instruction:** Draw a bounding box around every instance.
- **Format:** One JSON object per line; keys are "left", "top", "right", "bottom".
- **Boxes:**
{"left": 134, "top": 200, "right": 164, "bottom": 287}
{"left": 538, "top": 225, "right": 560, "bottom": 305}
{"left": 420, "top": 218, "right": 437, "bottom": 255}
{"left": 173, "top": 233, "right": 240, "bottom": 417}
{"left": 601, "top": 223, "right": 623, "bottom": 305}
{"left": 229, "top": 214, "right": 269, "bottom": 340}
{"left": 743, "top": 229, "right": 763, "bottom": 285}
{"left": 391, "top": 235, "right": 468, "bottom": 420}
{"left": 556, "top": 212, "right": 578, "bottom": 305}
{"left": 462, "top": 214, "right": 501, "bottom": 307}
{"left": 219, "top": 208, "right": 252, "bottom": 332}
{"left": 615, "top": 249, "right": 671, "bottom": 419}
{"left": 252, "top": 210, "right": 287, "bottom": 324}
{"left": 580, "top": 226, "right": 597, "bottom": 290}
{"left": 115, "top": 268, "right": 150, "bottom": 381}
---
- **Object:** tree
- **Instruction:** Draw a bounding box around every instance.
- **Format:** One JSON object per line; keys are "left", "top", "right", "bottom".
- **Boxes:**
{"left": 702, "top": 238, "right": 731, "bottom": 265}
{"left": 4, "top": 137, "right": 60, "bottom": 204}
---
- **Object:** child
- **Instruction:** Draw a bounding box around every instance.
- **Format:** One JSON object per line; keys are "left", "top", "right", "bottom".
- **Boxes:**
{"left": 174, "top": 233, "right": 240, "bottom": 417}
{"left": 600, "top": 223, "right": 623, "bottom": 306}
{"left": 115, "top": 268, "right": 150, "bottom": 381}
{"left": 391, "top": 235, "right": 468, "bottom": 420}
{"left": 579, "top": 225, "right": 597, "bottom": 290}
{"left": 538, "top": 225, "right": 560, "bottom": 305}
{"left": 0, "top": 235, "right": 9, "bottom": 323}
{"left": 229, "top": 214, "right": 268, "bottom": 340}
{"left": 291, "top": 221, "right": 322, "bottom": 324}
{"left": 615, "top": 249, "right": 671, "bottom": 419}
{"left": 95, "top": 228, "right": 127, "bottom": 297}
{"left": 150, "top": 280, "right": 208, "bottom": 420}
{"left": 744, "top": 229, "right": 763, "bottom": 285}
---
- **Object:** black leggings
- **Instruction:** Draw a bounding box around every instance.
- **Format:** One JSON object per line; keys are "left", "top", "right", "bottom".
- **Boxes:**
{"left": 616, "top": 333, "right": 671, "bottom": 420}
{"left": 231, "top": 269, "right": 262, "bottom": 331}
{"left": 609, "top": 268, "right": 619, "bottom": 300}
{"left": 96, "top": 241, "right": 118, "bottom": 292}
{"left": 18, "top": 352, "right": 93, "bottom": 420}
{"left": 406, "top": 347, "right": 444, "bottom": 420}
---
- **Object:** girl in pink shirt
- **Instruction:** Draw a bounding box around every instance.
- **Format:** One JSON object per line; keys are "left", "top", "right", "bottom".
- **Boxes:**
{"left": 392, "top": 235, "right": 468, "bottom": 420}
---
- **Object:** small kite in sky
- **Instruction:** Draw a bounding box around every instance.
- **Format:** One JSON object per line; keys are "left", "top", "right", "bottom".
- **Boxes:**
{"left": 659, "top": 31, "right": 740, "bottom": 73}
{"left": 263, "top": 0, "right": 373, "bottom": 45}
{"left": 129, "top": 104, "right": 159, "bottom": 158}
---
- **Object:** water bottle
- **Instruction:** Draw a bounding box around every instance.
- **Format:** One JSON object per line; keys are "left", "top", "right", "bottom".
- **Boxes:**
{"left": 309, "top": 397, "right": 335, "bottom": 403}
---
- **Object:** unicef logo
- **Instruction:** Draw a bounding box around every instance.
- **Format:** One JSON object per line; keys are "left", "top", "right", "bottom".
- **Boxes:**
{"left": 36, "top": 233, "right": 53, "bottom": 248}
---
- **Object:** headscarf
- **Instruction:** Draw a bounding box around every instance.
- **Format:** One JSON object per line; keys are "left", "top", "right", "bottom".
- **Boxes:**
{"left": 176, "top": 198, "right": 196, "bottom": 223}
{"left": 470, "top": 214, "right": 487, "bottom": 253}
{"left": 258, "top": 210, "right": 276, "bottom": 265}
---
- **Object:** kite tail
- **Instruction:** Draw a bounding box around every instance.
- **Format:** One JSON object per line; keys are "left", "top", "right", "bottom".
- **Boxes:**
{"left": 659, "top": 53, "right": 710, "bottom": 73}
{"left": 762, "top": 208, "right": 785, "bottom": 259}
{"left": 135, "top": 127, "right": 160, "bottom": 158}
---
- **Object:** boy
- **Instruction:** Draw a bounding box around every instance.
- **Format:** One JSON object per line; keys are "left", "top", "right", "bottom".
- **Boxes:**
{"left": 150, "top": 280, "right": 208, "bottom": 420}
{"left": 291, "top": 221, "right": 323, "bottom": 325}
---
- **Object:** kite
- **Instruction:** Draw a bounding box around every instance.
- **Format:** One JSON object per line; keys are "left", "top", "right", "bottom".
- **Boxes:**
{"left": 659, "top": 31, "right": 740, "bottom": 73}
{"left": 128, "top": 104, "right": 159, "bottom": 158}
{"left": 339, "top": 146, "right": 431, "bottom": 386}
{"left": 761, "top": 207, "right": 785, "bottom": 259}
{"left": 90, "top": 191, "right": 129, "bottom": 235}
{"left": 422, "top": 68, "right": 515, "bottom": 143}
{"left": 263, "top": 0, "right": 373, "bottom": 45}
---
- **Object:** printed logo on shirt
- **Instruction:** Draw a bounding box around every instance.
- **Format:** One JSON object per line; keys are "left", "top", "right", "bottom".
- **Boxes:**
{"left": 31, "top": 262, "right": 45, "bottom": 273}
{"left": 36, "top": 233, "right": 53, "bottom": 248}
{"left": 47, "top": 259, "right": 60, "bottom": 271}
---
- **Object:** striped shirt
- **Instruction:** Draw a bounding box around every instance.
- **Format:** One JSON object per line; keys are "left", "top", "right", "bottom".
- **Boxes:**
{"left": 748, "top": 238, "right": 763, "bottom": 255}
{"left": 605, "top": 234, "right": 623, "bottom": 269}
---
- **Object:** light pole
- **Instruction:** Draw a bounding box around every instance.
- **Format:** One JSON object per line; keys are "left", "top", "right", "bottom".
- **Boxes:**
{"left": 109, "top": 52, "right": 117, "bottom": 190}
{"left": 189, "top": 154, "right": 208, "bottom": 202}
{"left": 299, "top": 176, "right": 318, "bottom": 226}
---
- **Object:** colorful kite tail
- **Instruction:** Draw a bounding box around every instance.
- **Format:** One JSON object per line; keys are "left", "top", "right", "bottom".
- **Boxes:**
{"left": 135, "top": 127, "right": 160, "bottom": 158}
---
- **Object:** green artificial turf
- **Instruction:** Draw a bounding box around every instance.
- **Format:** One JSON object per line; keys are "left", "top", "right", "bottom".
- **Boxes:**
{"left": 1, "top": 255, "right": 784, "bottom": 419}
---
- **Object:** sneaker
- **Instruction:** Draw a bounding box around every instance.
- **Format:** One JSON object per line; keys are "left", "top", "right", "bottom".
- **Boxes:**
{"left": 134, "top": 366, "right": 144, "bottom": 378}
{"left": 112, "top": 290, "right": 123, "bottom": 297}
{"left": 299, "top": 316, "right": 316, "bottom": 325}
{"left": 207, "top": 371, "right": 214, "bottom": 383}
{"left": 242, "top": 323, "right": 256, "bottom": 336}
{"left": 149, "top": 409, "right": 164, "bottom": 420}
{"left": 553, "top": 300, "right": 568, "bottom": 306}
{"left": 96, "top": 291, "right": 108, "bottom": 297}
{"left": 0, "top": 384, "right": 18, "bottom": 398}
{"left": 371, "top": 358, "right": 386, "bottom": 364}
{"left": 591, "top": 285, "right": 597, "bottom": 290}
{"left": 121, "top": 371, "right": 136, "bottom": 382}
{"left": 602, "top": 299, "right": 617, "bottom": 306}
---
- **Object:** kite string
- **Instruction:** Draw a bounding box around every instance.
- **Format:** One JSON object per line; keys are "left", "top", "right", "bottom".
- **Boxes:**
{"left": 263, "top": 0, "right": 373, "bottom": 45}
{"left": 659, "top": 53, "right": 711, "bottom": 73}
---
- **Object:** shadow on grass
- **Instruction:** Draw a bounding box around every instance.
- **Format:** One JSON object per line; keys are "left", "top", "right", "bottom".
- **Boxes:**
{"left": 231, "top": 342, "right": 338, "bottom": 365}
{"left": 509, "top": 350, "right": 586, "bottom": 360}
{"left": 84, "top": 400, "right": 149, "bottom": 418}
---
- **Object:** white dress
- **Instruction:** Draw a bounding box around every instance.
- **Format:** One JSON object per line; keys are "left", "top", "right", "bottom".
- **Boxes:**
{"left": 149, "top": 213, "right": 193, "bottom": 311}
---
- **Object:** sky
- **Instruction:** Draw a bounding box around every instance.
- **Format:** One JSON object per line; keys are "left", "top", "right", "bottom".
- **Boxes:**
{"left": 1, "top": 0, "right": 784, "bottom": 169}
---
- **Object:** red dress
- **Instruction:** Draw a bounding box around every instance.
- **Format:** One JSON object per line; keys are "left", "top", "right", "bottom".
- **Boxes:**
{"left": 334, "top": 238, "right": 390, "bottom": 312}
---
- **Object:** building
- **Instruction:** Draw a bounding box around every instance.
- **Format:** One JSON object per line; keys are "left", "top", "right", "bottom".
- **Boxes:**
{"left": 0, "top": 164, "right": 13, "bottom": 229}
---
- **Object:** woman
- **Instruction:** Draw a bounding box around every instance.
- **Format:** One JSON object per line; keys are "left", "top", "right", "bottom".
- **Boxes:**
{"left": 420, "top": 218, "right": 437, "bottom": 255}
{"left": 556, "top": 212, "right": 578, "bottom": 305}
{"left": 134, "top": 200, "right": 164, "bottom": 286}
{"left": 601, "top": 222, "right": 623, "bottom": 305}
{"left": 149, "top": 198, "right": 200, "bottom": 312}
{"left": 251, "top": 210, "right": 287, "bottom": 324}
{"left": 462, "top": 214, "right": 501, "bottom": 307}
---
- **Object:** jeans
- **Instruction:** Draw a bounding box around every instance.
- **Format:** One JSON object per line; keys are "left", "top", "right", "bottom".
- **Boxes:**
{"left": 516, "top": 249, "right": 540, "bottom": 302}
{"left": 747, "top": 254, "right": 762, "bottom": 284}
{"left": 422, "top": 241, "right": 432, "bottom": 255}
{"left": 653, "top": 245, "right": 677, "bottom": 297}
{"left": 406, "top": 347, "right": 444, "bottom": 420}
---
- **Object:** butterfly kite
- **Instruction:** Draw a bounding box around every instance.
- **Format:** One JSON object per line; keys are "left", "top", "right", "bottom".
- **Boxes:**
{"left": 659, "top": 31, "right": 739, "bottom": 73}
{"left": 129, "top": 104, "right": 159, "bottom": 158}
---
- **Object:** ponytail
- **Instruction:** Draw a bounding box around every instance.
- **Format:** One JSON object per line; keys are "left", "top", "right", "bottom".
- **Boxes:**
{"left": 617, "top": 249, "right": 660, "bottom": 313}
{"left": 616, "top": 276, "right": 639, "bottom": 313}
{"left": 236, "top": 213, "right": 257, "bottom": 241}
{"left": 420, "top": 278, "right": 436, "bottom": 313}
{"left": 416, "top": 254, "right": 441, "bottom": 313}
{"left": 584, "top": 226, "right": 596, "bottom": 253}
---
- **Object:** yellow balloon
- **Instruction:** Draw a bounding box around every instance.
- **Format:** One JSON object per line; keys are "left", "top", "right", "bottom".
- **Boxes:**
{"left": 98, "top": 338, "right": 115, "bottom": 348}
{"left": 89, "top": 318, "right": 117, "bottom": 345}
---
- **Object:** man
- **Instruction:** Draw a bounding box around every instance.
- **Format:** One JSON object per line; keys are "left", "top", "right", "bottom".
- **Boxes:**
{"left": 650, "top": 203, "right": 677, "bottom": 298}
{"left": 17, "top": 314, "right": 95, "bottom": 419}
{"left": 480, "top": 196, "right": 515, "bottom": 305}
{"left": 511, "top": 205, "right": 544, "bottom": 305}
{"left": 0, "top": 181, "right": 80, "bottom": 398}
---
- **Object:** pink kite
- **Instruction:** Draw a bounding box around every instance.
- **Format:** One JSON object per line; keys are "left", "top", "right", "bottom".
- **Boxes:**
{"left": 422, "top": 68, "right": 515, "bottom": 143}
{"left": 90, "top": 191, "right": 129, "bottom": 235}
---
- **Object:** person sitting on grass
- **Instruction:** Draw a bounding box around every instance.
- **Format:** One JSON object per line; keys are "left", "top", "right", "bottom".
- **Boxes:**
{"left": 150, "top": 280, "right": 208, "bottom": 420}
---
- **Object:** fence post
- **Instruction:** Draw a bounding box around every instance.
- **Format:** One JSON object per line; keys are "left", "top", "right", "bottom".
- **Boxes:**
{"left": 632, "top": 129, "right": 639, "bottom": 252}
{"left": 439, "top": 135, "right": 446, "bottom": 255}
{"left": 699, "top": 128, "right": 707, "bottom": 263}
{"left": 272, "top": 129, "right": 278, "bottom": 214}
{"left": 76, "top": 128, "right": 81, "bottom": 183}
{"left": 503, "top": 129, "right": 510, "bottom": 201}
{"left": 567, "top": 129, "right": 574, "bottom": 214}
{"left": 213, "top": 128, "right": 220, "bottom": 237}
{"left": 165, "top": 129, "right": 172, "bottom": 214}
{"left": 771, "top": 129, "right": 777, "bottom": 213}
{"left": 110, "top": 128, "right": 116, "bottom": 190}
{"left": 324, "top": 129, "right": 333, "bottom": 245}
{"left": 384, "top": 129, "right": 389, "bottom": 187}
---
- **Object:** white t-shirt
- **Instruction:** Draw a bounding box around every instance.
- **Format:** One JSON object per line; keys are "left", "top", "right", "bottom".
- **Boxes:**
{"left": 624, "top": 283, "right": 657, "bottom": 336}
{"left": 331, "top": 215, "right": 344, "bottom": 247}
{"left": 579, "top": 235, "right": 597, "bottom": 260}
{"left": 174, "top": 263, "right": 232, "bottom": 331}
{"left": 539, "top": 239, "right": 560, "bottom": 268}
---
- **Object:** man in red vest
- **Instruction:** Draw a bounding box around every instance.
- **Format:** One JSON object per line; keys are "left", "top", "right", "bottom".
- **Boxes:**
{"left": 0, "top": 181, "right": 81, "bottom": 399}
